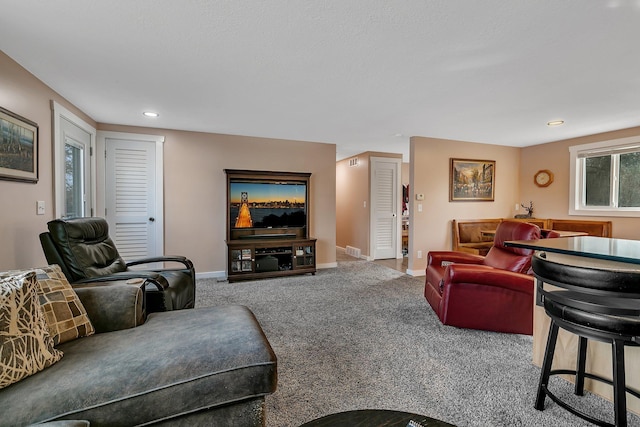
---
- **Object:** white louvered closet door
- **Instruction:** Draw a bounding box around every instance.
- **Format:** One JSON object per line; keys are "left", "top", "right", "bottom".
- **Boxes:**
{"left": 370, "top": 157, "right": 401, "bottom": 259}
{"left": 105, "top": 139, "right": 157, "bottom": 262}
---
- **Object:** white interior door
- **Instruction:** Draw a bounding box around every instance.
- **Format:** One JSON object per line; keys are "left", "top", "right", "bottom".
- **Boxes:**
{"left": 98, "top": 131, "right": 164, "bottom": 262}
{"left": 370, "top": 157, "right": 401, "bottom": 259}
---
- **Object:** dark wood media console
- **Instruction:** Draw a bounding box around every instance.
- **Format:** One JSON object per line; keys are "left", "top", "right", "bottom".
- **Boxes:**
{"left": 225, "top": 169, "right": 316, "bottom": 282}
{"left": 227, "top": 238, "right": 316, "bottom": 282}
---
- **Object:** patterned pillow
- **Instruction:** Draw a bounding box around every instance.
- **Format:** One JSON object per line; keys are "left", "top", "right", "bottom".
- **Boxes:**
{"left": 0, "top": 272, "right": 63, "bottom": 389}
{"left": 0, "top": 265, "right": 95, "bottom": 345}
{"left": 34, "top": 265, "right": 95, "bottom": 345}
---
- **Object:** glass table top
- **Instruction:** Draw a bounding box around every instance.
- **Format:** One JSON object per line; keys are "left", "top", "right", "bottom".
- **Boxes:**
{"left": 505, "top": 235, "right": 640, "bottom": 265}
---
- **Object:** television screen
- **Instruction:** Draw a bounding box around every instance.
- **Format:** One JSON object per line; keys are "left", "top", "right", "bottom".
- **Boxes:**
{"left": 229, "top": 180, "right": 307, "bottom": 230}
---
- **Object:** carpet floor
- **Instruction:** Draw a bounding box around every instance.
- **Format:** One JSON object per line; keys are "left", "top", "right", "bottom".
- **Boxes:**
{"left": 196, "top": 256, "right": 640, "bottom": 426}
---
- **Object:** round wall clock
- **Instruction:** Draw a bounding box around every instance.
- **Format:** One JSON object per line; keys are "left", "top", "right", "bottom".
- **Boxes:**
{"left": 534, "top": 169, "right": 554, "bottom": 187}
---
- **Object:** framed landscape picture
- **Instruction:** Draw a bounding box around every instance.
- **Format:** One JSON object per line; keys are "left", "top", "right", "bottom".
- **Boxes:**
{"left": 450, "top": 158, "right": 495, "bottom": 201}
{"left": 0, "top": 107, "right": 39, "bottom": 183}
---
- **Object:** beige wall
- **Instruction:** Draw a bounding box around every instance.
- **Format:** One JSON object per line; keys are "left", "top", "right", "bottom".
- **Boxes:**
{"left": 520, "top": 126, "right": 640, "bottom": 240}
{"left": 336, "top": 156, "right": 369, "bottom": 254}
{"left": 4, "top": 44, "right": 638, "bottom": 275}
{"left": 99, "top": 124, "right": 337, "bottom": 274}
{"left": 336, "top": 151, "right": 402, "bottom": 258}
{"left": 0, "top": 51, "right": 337, "bottom": 274}
{"left": 401, "top": 162, "right": 409, "bottom": 187}
{"left": 408, "top": 136, "right": 522, "bottom": 275}
{"left": 0, "top": 51, "right": 96, "bottom": 270}
{"left": 405, "top": 129, "right": 640, "bottom": 276}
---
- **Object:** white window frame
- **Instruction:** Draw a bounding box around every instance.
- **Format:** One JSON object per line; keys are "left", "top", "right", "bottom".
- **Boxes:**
{"left": 569, "top": 135, "right": 640, "bottom": 217}
{"left": 64, "top": 138, "right": 87, "bottom": 218}
{"left": 52, "top": 101, "right": 97, "bottom": 218}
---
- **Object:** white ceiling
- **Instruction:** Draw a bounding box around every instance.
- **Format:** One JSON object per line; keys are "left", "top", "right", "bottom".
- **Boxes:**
{"left": 1, "top": 1, "right": 639, "bottom": 161}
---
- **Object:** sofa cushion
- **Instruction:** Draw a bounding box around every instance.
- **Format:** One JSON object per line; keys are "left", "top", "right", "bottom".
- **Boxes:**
{"left": 0, "top": 272, "right": 63, "bottom": 389}
{"left": 1, "top": 266, "right": 95, "bottom": 345}
{"left": 0, "top": 305, "right": 277, "bottom": 425}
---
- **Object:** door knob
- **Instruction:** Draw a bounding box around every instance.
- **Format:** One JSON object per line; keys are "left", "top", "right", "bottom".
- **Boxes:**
{"left": 149, "top": 217, "right": 155, "bottom": 222}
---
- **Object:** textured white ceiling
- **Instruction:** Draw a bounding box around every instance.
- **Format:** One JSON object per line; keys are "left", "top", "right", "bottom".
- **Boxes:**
{"left": 1, "top": 0, "right": 639, "bottom": 160}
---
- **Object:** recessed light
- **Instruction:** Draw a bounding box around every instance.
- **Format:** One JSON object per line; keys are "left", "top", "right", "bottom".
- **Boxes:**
{"left": 547, "top": 120, "right": 564, "bottom": 127}
{"left": 143, "top": 111, "right": 159, "bottom": 118}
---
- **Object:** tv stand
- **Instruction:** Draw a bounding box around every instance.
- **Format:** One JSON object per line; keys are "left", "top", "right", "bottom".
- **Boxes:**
{"left": 225, "top": 169, "right": 314, "bottom": 282}
{"left": 226, "top": 238, "right": 316, "bottom": 283}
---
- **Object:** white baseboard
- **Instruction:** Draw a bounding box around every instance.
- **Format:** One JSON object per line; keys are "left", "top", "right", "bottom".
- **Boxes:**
{"left": 318, "top": 262, "right": 337, "bottom": 269}
{"left": 405, "top": 268, "right": 425, "bottom": 277}
{"left": 337, "top": 245, "right": 370, "bottom": 261}
{"left": 196, "top": 270, "right": 226, "bottom": 280}
{"left": 196, "top": 264, "right": 336, "bottom": 282}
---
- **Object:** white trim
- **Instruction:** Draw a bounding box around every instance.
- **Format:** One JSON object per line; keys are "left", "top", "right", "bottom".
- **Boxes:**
{"left": 336, "top": 245, "right": 370, "bottom": 261}
{"left": 196, "top": 271, "right": 227, "bottom": 280}
{"left": 405, "top": 268, "right": 425, "bottom": 277}
{"left": 51, "top": 101, "right": 97, "bottom": 218}
{"left": 317, "top": 262, "right": 338, "bottom": 269}
{"left": 569, "top": 136, "right": 640, "bottom": 217}
{"left": 197, "top": 266, "right": 337, "bottom": 281}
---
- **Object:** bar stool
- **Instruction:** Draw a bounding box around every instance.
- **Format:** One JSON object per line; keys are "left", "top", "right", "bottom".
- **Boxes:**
{"left": 531, "top": 252, "right": 640, "bottom": 427}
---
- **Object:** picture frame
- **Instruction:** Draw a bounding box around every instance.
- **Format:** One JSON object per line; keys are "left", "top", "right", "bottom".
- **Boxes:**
{"left": 0, "top": 107, "right": 39, "bottom": 183}
{"left": 450, "top": 158, "right": 495, "bottom": 202}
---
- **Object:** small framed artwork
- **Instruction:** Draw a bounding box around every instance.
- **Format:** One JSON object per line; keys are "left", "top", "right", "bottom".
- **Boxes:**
{"left": 450, "top": 158, "right": 495, "bottom": 202}
{"left": 0, "top": 107, "right": 39, "bottom": 183}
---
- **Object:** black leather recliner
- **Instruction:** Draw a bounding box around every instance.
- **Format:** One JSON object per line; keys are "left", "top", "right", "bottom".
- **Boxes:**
{"left": 40, "top": 217, "right": 195, "bottom": 312}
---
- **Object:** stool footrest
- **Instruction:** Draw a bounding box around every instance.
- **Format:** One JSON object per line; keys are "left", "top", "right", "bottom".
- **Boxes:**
{"left": 549, "top": 369, "right": 640, "bottom": 401}
{"left": 541, "top": 369, "right": 640, "bottom": 427}
{"left": 542, "top": 384, "right": 614, "bottom": 427}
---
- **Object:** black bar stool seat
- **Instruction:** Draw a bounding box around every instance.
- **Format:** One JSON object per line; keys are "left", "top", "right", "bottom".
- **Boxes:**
{"left": 532, "top": 252, "right": 640, "bottom": 427}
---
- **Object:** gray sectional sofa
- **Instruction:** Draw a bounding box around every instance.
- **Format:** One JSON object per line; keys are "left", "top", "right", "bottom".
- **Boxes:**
{"left": 0, "top": 282, "right": 277, "bottom": 426}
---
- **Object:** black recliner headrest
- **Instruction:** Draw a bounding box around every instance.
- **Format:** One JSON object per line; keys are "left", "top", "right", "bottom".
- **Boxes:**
{"left": 47, "top": 217, "right": 127, "bottom": 281}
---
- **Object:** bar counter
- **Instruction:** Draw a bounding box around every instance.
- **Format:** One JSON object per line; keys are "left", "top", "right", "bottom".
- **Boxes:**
{"left": 505, "top": 236, "right": 640, "bottom": 415}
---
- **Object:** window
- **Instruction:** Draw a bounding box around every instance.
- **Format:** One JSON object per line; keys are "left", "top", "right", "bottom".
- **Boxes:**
{"left": 569, "top": 136, "right": 640, "bottom": 217}
{"left": 64, "top": 138, "right": 85, "bottom": 217}
{"left": 53, "top": 101, "right": 96, "bottom": 218}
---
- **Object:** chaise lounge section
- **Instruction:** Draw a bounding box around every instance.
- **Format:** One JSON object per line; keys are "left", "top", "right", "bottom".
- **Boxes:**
{"left": 0, "top": 269, "right": 277, "bottom": 426}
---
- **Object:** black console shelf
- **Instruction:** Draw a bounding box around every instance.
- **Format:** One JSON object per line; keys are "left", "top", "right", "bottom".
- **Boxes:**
{"left": 226, "top": 238, "right": 316, "bottom": 283}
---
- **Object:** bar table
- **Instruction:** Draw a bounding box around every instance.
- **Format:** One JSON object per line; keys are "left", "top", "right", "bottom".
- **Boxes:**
{"left": 505, "top": 236, "right": 640, "bottom": 415}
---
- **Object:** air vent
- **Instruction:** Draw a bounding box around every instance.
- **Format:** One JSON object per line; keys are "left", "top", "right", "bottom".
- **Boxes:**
{"left": 346, "top": 246, "right": 361, "bottom": 258}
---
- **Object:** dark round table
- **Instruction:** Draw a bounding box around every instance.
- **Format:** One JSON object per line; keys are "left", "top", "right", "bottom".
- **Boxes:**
{"left": 299, "top": 409, "right": 455, "bottom": 427}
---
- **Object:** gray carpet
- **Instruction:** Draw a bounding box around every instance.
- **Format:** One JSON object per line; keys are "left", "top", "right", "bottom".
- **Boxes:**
{"left": 196, "top": 256, "right": 640, "bottom": 426}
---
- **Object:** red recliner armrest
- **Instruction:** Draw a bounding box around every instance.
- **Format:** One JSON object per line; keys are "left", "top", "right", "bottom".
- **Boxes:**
{"left": 442, "top": 264, "right": 534, "bottom": 294}
{"left": 427, "top": 251, "right": 485, "bottom": 267}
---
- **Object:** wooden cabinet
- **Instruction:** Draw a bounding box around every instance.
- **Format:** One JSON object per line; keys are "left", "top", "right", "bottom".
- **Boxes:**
{"left": 225, "top": 169, "right": 315, "bottom": 282}
{"left": 227, "top": 238, "right": 316, "bottom": 283}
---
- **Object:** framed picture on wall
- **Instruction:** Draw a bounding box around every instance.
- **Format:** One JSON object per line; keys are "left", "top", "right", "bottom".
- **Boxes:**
{"left": 450, "top": 158, "right": 495, "bottom": 202}
{"left": 0, "top": 107, "right": 39, "bottom": 183}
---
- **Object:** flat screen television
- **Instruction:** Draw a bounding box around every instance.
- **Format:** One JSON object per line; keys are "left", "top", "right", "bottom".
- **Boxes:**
{"left": 226, "top": 170, "right": 310, "bottom": 240}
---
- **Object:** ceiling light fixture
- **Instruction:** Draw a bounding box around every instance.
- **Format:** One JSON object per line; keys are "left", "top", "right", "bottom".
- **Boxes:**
{"left": 143, "top": 111, "right": 159, "bottom": 118}
{"left": 547, "top": 120, "right": 564, "bottom": 127}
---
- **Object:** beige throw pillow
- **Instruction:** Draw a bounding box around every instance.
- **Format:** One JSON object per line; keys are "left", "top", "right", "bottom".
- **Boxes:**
{"left": 0, "top": 272, "right": 63, "bottom": 389}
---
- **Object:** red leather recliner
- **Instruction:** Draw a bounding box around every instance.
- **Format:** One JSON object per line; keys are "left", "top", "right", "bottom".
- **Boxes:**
{"left": 424, "top": 221, "right": 541, "bottom": 335}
